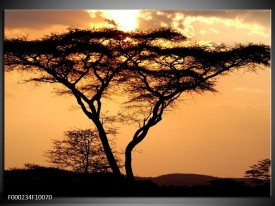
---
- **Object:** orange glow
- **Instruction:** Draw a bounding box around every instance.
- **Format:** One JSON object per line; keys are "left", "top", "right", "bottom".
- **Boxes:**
{"left": 4, "top": 10, "right": 271, "bottom": 178}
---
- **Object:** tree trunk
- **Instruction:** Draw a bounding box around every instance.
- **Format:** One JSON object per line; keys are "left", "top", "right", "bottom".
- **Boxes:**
{"left": 84, "top": 145, "right": 90, "bottom": 174}
{"left": 95, "top": 120, "right": 122, "bottom": 177}
{"left": 125, "top": 142, "right": 135, "bottom": 182}
{"left": 75, "top": 97, "right": 122, "bottom": 176}
{"left": 124, "top": 105, "right": 162, "bottom": 181}
{"left": 125, "top": 127, "right": 150, "bottom": 182}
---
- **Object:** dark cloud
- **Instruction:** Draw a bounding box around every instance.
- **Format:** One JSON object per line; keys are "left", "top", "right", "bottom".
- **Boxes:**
{"left": 5, "top": 10, "right": 270, "bottom": 31}
{"left": 188, "top": 10, "right": 271, "bottom": 27}
{"left": 137, "top": 10, "right": 270, "bottom": 30}
{"left": 5, "top": 10, "right": 92, "bottom": 29}
{"left": 236, "top": 10, "right": 270, "bottom": 27}
{"left": 137, "top": 11, "right": 178, "bottom": 30}
{"left": 4, "top": 10, "right": 270, "bottom": 44}
{"left": 135, "top": 10, "right": 270, "bottom": 44}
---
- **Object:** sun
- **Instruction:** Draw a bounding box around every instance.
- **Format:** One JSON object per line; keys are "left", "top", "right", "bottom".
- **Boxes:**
{"left": 88, "top": 10, "right": 140, "bottom": 32}
{"left": 106, "top": 10, "right": 140, "bottom": 31}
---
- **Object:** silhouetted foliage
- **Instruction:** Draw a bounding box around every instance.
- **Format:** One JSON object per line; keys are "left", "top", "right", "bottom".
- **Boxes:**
{"left": 4, "top": 26, "right": 271, "bottom": 182}
{"left": 245, "top": 158, "right": 271, "bottom": 185}
{"left": 44, "top": 128, "right": 122, "bottom": 174}
{"left": 24, "top": 163, "right": 48, "bottom": 170}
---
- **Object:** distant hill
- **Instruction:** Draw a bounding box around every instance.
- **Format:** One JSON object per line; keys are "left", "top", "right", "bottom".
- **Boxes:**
{"left": 4, "top": 168, "right": 268, "bottom": 197}
{"left": 136, "top": 173, "right": 254, "bottom": 186}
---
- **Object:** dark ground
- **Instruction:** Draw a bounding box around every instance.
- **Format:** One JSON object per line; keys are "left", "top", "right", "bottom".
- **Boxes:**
{"left": 3, "top": 167, "right": 270, "bottom": 197}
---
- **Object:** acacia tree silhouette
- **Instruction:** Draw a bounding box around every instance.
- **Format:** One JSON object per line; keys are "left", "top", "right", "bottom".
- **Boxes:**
{"left": 120, "top": 40, "right": 270, "bottom": 181}
{"left": 245, "top": 158, "right": 271, "bottom": 184}
{"left": 4, "top": 27, "right": 130, "bottom": 177}
{"left": 4, "top": 26, "right": 270, "bottom": 182}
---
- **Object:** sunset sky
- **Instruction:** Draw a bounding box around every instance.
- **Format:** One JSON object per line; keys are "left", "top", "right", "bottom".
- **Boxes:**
{"left": 4, "top": 10, "right": 271, "bottom": 178}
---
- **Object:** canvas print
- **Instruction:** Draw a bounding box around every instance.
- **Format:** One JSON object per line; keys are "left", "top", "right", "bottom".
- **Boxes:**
{"left": 4, "top": 10, "right": 271, "bottom": 197}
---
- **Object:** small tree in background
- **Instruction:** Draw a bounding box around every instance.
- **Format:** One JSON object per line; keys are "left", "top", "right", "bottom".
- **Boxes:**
{"left": 44, "top": 128, "right": 121, "bottom": 174}
{"left": 245, "top": 158, "right": 271, "bottom": 184}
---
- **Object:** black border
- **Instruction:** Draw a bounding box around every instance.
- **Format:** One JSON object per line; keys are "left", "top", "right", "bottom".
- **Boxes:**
{"left": 1, "top": 0, "right": 274, "bottom": 205}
